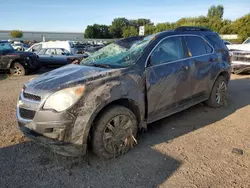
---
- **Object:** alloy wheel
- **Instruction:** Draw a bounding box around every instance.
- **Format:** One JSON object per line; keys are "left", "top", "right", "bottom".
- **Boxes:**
{"left": 103, "top": 115, "right": 136, "bottom": 155}
{"left": 215, "top": 81, "right": 227, "bottom": 104}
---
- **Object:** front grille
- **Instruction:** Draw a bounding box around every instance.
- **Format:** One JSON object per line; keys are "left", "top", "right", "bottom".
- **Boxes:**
{"left": 19, "top": 108, "right": 36, "bottom": 120}
{"left": 232, "top": 52, "right": 250, "bottom": 62}
{"left": 23, "top": 92, "right": 41, "bottom": 101}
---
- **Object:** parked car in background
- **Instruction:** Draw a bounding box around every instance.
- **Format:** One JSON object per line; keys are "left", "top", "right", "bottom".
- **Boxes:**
{"left": 83, "top": 45, "right": 105, "bottom": 55}
{"left": 230, "top": 51, "right": 250, "bottom": 74}
{"left": 12, "top": 43, "right": 29, "bottom": 51}
{"left": 17, "top": 27, "right": 231, "bottom": 159}
{"left": 0, "top": 41, "right": 41, "bottom": 76}
{"left": 224, "top": 41, "right": 232, "bottom": 45}
{"left": 75, "top": 44, "right": 87, "bottom": 54}
{"left": 37, "top": 48, "right": 88, "bottom": 66}
{"left": 26, "top": 41, "right": 77, "bottom": 54}
{"left": 227, "top": 36, "right": 250, "bottom": 51}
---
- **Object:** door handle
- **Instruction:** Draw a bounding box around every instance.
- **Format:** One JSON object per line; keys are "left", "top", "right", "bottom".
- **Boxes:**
{"left": 180, "top": 66, "right": 189, "bottom": 71}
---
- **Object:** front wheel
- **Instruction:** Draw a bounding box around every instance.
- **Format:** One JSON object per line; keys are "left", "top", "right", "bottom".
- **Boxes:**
{"left": 10, "top": 62, "right": 26, "bottom": 76}
{"left": 71, "top": 59, "right": 80, "bottom": 64}
{"left": 205, "top": 76, "right": 228, "bottom": 108}
{"left": 92, "top": 105, "right": 138, "bottom": 159}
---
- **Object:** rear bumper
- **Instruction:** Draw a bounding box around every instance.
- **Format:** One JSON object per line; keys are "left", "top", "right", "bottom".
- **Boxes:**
{"left": 18, "top": 122, "right": 87, "bottom": 156}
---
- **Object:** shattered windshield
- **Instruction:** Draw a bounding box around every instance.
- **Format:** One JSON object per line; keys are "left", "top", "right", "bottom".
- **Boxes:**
{"left": 243, "top": 37, "right": 250, "bottom": 44}
{"left": 81, "top": 35, "right": 154, "bottom": 67}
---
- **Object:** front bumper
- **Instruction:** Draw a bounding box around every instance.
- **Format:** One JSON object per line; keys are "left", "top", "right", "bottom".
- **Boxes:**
{"left": 16, "top": 90, "right": 87, "bottom": 156}
{"left": 18, "top": 122, "right": 86, "bottom": 156}
{"left": 231, "top": 61, "right": 250, "bottom": 73}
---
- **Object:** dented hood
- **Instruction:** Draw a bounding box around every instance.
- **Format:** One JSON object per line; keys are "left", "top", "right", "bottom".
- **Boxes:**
{"left": 25, "top": 64, "right": 118, "bottom": 91}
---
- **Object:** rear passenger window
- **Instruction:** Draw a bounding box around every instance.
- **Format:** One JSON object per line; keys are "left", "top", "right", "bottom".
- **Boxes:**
{"left": 185, "top": 36, "right": 207, "bottom": 56}
{"left": 150, "top": 37, "right": 184, "bottom": 65}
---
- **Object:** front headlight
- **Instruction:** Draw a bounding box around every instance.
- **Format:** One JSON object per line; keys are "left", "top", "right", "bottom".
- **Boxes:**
{"left": 43, "top": 85, "right": 85, "bottom": 112}
{"left": 26, "top": 57, "right": 30, "bottom": 60}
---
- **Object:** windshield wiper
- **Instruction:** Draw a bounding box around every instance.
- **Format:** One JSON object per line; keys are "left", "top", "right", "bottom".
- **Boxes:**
{"left": 91, "top": 63, "right": 111, "bottom": 68}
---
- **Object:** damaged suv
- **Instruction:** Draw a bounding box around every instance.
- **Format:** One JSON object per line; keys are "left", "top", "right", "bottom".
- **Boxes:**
{"left": 17, "top": 27, "right": 231, "bottom": 159}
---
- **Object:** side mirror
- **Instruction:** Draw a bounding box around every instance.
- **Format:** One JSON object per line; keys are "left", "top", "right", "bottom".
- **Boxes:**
{"left": 61, "top": 52, "right": 66, "bottom": 55}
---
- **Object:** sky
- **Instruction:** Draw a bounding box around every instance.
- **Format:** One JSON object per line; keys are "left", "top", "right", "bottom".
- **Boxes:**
{"left": 0, "top": 0, "right": 249, "bottom": 32}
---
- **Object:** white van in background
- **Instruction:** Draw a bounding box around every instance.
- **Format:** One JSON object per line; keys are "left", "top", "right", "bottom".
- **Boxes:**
{"left": 26, "top": 41, "right": 76, "bottom": 54}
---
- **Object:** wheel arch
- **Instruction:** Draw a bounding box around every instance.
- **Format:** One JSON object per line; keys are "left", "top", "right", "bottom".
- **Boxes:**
{"left": 209, "top": 70, "right": 230, "bottom": 95}
{"left": 93, "top": 98, "right": 142, "bottom": 126}
{"left": 86, "top": 98, "right": 143, "bottom": 146}
{"left": 218, "top": 71, "right": 230, "bottom": 82}
{"left": 7, "top": 58, "right": 22, "bottom": 69}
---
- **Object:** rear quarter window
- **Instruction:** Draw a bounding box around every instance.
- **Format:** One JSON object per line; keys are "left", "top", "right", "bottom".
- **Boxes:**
{"left": 205, "top": 34, "right": 227, "bottom": 50}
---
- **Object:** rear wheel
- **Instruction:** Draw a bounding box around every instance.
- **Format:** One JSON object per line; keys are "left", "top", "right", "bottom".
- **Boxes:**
{"left": 205, "top": 76, "right": 228, "bottom": 108}
{"left": 92, "top": 105, "right": 138, "bottom": 159}
{"left": 10, "top": 62, "right": 26, "bottom": 76}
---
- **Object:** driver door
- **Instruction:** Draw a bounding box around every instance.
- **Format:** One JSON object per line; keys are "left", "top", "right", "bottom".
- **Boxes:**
{"left": 145, "top": 36, "right": 191, "bottom": 123}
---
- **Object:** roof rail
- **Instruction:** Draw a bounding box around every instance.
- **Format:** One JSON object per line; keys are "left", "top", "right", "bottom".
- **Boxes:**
{"left": 175, "top": 26, "right": 212, "bottom": 32}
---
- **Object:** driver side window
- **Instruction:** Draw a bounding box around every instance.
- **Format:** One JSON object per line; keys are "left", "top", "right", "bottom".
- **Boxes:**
{"left": 150, "top": 37, "right": 184, "bottom": 66}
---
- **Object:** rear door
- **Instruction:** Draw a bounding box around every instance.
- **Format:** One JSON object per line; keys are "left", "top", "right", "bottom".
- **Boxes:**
{"left": 183, "top": 35, "right": 215, "bottom": 101}
{"left": 145, "top": 36, "right": 191, "bottom": 123}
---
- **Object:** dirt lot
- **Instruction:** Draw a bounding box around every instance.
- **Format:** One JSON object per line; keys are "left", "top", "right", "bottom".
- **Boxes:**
{"left": 0, "top": 71, "right": 250, "bottom": 188}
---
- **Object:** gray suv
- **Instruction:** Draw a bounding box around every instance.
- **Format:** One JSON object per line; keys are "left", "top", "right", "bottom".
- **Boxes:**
{"left": 17, "top": 27, "right": 231, "bottom": 159}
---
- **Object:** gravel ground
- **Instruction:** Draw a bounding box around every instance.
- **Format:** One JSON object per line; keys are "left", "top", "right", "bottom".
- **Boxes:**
{"left": 0, "top": 71, "right": 250, "bottom": 188}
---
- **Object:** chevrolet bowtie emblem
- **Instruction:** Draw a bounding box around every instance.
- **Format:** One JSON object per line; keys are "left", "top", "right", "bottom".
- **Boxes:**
{"left": 19, "top": 100, "right": 31, "bottom": 109}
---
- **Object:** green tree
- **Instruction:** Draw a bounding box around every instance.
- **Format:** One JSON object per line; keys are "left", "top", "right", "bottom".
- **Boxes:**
{"left": 110, "top": 18, "right": 130, "bottom": 38}
{"left": 207, "top": 5, "right": 224, "bottom": 19}
{"left": 98, "top": 24, "right": 111, "bottom": 38}
{"left": 84, "top": 24, "right": 111, "bottom": 38}
{"left": 10, "top": 30, "right": 23, "bottom": 38}
{"left": 232, "top": 13, "right": 250, "bottom": 40}
{"left": 155, "top": 22, "right": 172, "bottom": 32}
{"left": 129, "top": 19, "right": 152, "bottom": 28}
{"left": 84, "top": 25, "right": 95, "bottom": 38}
{"left": 137, "top": 19, "right": 152, "bottom": 26}
{"left": 219, "top": 19, "right": 233, "bottom": 34}
{"left": 144, "top": 25, "right": 155, "bottom": 35}
{"left": 122, "top": 26, "right": 138, "bottom": 38}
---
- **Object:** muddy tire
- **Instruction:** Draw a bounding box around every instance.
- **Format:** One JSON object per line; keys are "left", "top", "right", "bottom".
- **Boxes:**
{"left": 205, "top": 76, "right": 228, "bottom": 108}
{"left": 10, "top": 62, "right": 26, "bottom": 76}
{"left": 92, "top": 105, "right": 138, "bottom": 159}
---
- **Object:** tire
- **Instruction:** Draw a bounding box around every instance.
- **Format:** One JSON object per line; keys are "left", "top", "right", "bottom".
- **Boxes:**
{"left": 10, "top": 62, "right": 26, "bottom": 76}
{"left": 71, "top": 59, "right": 80, "bottom": 64}
{"left": 205, "top": 76, "right": 228, "bottom": 108}
{"left": 92, "top": 105, "right": 138, "bottom": 159}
